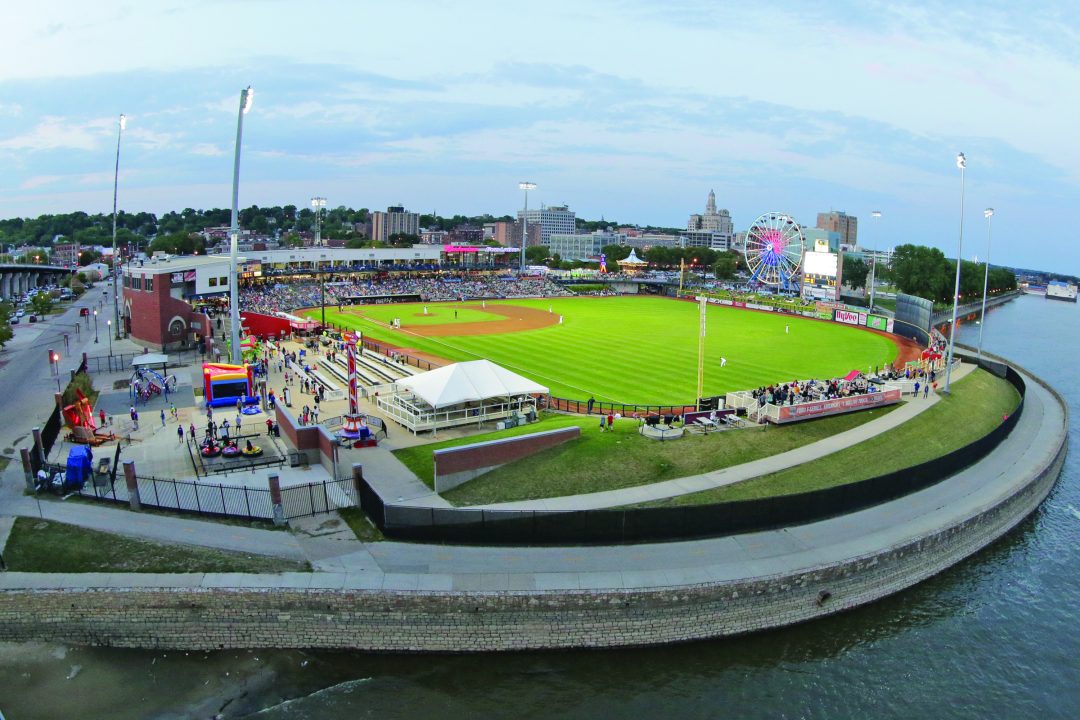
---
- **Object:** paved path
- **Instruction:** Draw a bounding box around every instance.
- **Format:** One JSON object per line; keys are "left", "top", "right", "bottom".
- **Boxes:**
{"left": 0, "top": 365, "right": 1065, "bottom": 592}
{"left": 400, "top": 363, "right": 974, "bottom": 511}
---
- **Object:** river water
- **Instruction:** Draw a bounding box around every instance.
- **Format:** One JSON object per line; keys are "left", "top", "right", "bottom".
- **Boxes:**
{"left": 1, "top": 294, "right": 1077, "bottom": 719}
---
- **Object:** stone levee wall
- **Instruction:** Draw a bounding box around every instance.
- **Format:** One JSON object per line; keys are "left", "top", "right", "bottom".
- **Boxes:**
{"left": 0, "top": 434, "right": 1064, "bottom": 651}
{"left": 0, "top": 356, "right": 1066, "bottom": 651}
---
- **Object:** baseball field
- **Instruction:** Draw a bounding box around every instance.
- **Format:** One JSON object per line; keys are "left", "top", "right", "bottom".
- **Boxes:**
{"left": 303, "top": 296, "right": 903, "bottom": 405}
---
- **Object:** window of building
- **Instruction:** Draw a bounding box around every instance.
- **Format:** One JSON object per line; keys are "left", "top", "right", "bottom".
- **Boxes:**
{"left": 219, "top": 276, "right": 228, "bottom": 287}
{"left": 145, "top": 277, "right": 153, "bottom": 292}
{"left": 132, "top": 276, "right": 142, "bottom": 290}
{"left": 208, "top": 277, "right": 217, "bottom": 287}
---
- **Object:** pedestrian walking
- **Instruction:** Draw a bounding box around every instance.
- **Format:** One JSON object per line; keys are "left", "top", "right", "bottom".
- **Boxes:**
{"left": 222, "top": 418, "right": 230, "bottom": 438}
{"left": 313, "top": 408, "right": 319, "bottom": 424}
{"left": 599, "top": 414, "right": 606, "bottom": 432}
{"left": 189, "top": 423, "right": 196, "bottom": 441}
{"left": 924, "top": 384, "right": 930, "bottom": 398}
{"left": 132, "top": 409, "right": 139, "bottom": 430}
{"left": 587, "top": 397, "right": 595, "bottom": 414}
{"left": 606, "top": 412, "right": 614, "bottom": 430}
{"left": 785, "top": 324, "right": 789, "bottom": 334}
{"left": 236, "top": 414, "right": 242, "bottom": 433}
{"left": 177, "top": 425, "right": 184, "bottom": 444}
{"left": 160, "top": 409, "right": 166, "bottom": 427}
{"left": 170, "top": 402, "right": 177, "bottom": 420}
{"left": 99, "top": 409, "right": 106, "bottom": 427}
{"left": 914, "top": 381, "right": 920, "bottom": 397}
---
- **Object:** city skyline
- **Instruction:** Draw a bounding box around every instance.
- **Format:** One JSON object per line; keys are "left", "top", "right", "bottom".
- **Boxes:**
{"left": 1, "top": 1, "right": 1077, "bottom": 272}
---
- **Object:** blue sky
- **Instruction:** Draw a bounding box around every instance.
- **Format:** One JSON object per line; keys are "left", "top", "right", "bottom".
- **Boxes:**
{"left": 0, "top": 1, "right": 1076, "bottom": 272}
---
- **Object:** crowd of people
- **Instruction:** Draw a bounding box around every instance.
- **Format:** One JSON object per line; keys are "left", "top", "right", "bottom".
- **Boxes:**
{"left": 239, "top": 274, "right": 571, "bottom": 315}
{"left": 751, "top": 376, "right": 877, "bottom": 408}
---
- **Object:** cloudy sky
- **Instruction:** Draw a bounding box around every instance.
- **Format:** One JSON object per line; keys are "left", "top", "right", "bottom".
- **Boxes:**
{"left": 0, "top": 1, "right": 1076, "bottom": 272}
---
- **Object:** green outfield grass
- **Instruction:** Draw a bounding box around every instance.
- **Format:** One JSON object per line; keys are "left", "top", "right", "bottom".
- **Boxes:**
{"left": 306, "top": 296, "right": 898, "bottom": 404}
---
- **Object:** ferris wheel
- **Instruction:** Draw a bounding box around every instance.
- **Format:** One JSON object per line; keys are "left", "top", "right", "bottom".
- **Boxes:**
{"left": 743, "top": 212, "right": 805, "bottom": 290}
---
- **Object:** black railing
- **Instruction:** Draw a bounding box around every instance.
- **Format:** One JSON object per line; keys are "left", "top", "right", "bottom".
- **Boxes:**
{"left": 74, "top": 474, "right": 358, "bottom": 521}
{"left": 546, "top": 396, "right": 698, "bottom": 418}
{"left": 361, "top": 354, "right": 1028, "bottom": 545}
{"left": 83, "top": 350, "right": 195, "bottom": 374}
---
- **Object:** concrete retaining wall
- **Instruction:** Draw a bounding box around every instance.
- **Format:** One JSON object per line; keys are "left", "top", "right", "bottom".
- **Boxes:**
{"left": 434, "top": 426, "right": 580, "bottom": 492}
{"left": 0, "top": 433, "right": 1063, "bottom": 652}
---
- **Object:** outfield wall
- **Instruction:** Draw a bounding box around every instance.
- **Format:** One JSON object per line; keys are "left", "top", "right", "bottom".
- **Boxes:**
{"left": 361, "top": 353, "right": 1025, "bottom": 545}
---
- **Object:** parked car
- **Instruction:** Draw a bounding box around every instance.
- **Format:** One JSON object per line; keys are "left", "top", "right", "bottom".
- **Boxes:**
{"left": 28, "top": 314, "right": 38, "bottom": 323}
{"left": 8, "top": 316, "right": 17, "bottom": 325}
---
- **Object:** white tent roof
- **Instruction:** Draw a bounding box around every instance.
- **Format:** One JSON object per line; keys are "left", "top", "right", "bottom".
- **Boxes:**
{"left": 395, "top": 360, "right": 548, "bottom": 408}
{"left": 131, "top": 353, "right": 169, "bottom": 368}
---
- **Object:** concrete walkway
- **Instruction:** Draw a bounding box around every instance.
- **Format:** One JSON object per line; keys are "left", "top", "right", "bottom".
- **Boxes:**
{"left": 0, "top": 363, "right": 1065, "bottom": 593}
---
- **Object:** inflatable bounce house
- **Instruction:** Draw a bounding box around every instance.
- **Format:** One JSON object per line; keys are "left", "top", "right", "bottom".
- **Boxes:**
{"left": 202, "top": 362, "right": 254, "bottom": 408}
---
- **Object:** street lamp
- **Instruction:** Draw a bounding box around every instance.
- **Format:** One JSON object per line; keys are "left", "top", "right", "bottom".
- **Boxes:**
{"left": 50, "top": 351, "right": 61, "bottom": 393}
{"left": 518, "top": 182, "right": 536, "bottom": 273}
{"left": 868, "top": 210, "right": 882, "bottom": 309}
{"left": 107, "top": 320, "right": 113, "bottom": 356}
{"left": 311, "top": 197, "right": 327, "bottom": 246}
{"left": 977, "top": 208, "right": 994, "bottom": 360}
{"left": 944, "top": 152, "right": 966, "bottom": 394}
{"left": 229, "top": 86, "right": 254, "bottom": 365}
{"left": 112, "top": 114, "right": 126, "bottom": 340}
{"left": 93, "top": 308, "right": 98, "bottom": 343}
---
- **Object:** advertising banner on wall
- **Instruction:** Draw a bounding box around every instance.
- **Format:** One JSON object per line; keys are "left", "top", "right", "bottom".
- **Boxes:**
{"left": 775, "top": 388, "right": 902, "bottom": 423}
{"left": 866, "top": 314, "right": 894, "bottom": 332}
{"left": 834, "top": 309, "right": 862, "bottom": 325}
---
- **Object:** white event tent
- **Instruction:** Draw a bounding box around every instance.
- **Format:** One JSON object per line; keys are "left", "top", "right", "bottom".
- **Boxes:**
{"left": 376, "top": 360, "right": 548, "bottom": 434}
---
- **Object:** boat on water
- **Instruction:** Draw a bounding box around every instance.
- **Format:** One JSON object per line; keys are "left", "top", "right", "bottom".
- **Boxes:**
{"left": 1046, "top": 280, "right": 1078, "bottom": 302}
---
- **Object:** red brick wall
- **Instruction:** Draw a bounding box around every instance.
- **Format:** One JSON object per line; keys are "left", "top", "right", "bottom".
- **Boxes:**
{"left": 435, "top": 427, "right": 580, "bottom": 476}
{"left": 127, "top": 277, "right": 201, "bottom": 350}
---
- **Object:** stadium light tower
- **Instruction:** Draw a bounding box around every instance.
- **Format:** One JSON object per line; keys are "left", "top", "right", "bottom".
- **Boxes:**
{"left": 229, "top": 86, "right": 254, "bottom": 365}
{"left": 977, "top": 208, "right": 994, "bottom": 360}
{"left": 519, "top": 182, "right": 536, "bottom": 273}
{"left": 944, "top": 152, "right": 966, "bottom": 394}
{"left": 868, "top": 210, "right": 882, "bottom": 310}
{"left": 111, "top": 114, "right": 126, "bottom": 339}
{"left": 311, "top": 196, "right": 327, "bottom": 246}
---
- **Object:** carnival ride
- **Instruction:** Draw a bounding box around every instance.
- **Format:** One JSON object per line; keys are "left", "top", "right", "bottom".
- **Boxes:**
{"left": 130, "top": 367, "right": 177, "bottom": 404}
{"left": 62, "top": 389, "right": 117, "bottom": 445}
{"left": 202, "top": 362, "right": 254, "bottom": 408}
{"left": 744, "top": 212, "right": 805, "bottom": 291}
{"left": 338, "top": 332, "right": 376, "bottom": 447}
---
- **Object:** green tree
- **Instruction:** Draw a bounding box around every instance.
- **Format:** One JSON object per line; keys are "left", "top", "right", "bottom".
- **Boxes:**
{"left": 524, "top": 245, "right": 550, "bottom": 263}
{"left": 0, "top": 301, "right": 14, "bottom": 347}
{"left": 30, "top": 291, "right": 54, "bottom": 316}
{"left": 78, "top": 249, "right": 103, "bottom": 265}
{"left": 387, "top": 233, "right": 420, "bottom": 247}
{"left": 17, "top": 250, "right": 48, "bottom": 264}
{"left": 601, "top": 244, "right": 631, "bottom": 263}
{"left": 712, "top": 253, "right": 738, "bottom": 280}
{"left": 842, "top": 255, "right": 870, "bottom": 289}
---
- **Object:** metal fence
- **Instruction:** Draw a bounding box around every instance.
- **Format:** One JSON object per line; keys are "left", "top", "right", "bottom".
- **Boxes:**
{"left": 320, "top": 323, "right": 443, "bottom": 372}
{"left": 72, "top": 473, "right": 358, "bottom": 521}
{"left": 84, "top": 349, "right": 199, "bottom": 374}
{"left": 546, "top": 396, "right": 698, "bottom": 418}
